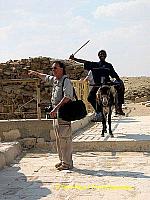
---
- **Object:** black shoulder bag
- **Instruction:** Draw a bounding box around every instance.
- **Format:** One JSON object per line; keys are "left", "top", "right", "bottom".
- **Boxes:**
{"left": 58, "top": 77, "right": 87, "bottom": 121}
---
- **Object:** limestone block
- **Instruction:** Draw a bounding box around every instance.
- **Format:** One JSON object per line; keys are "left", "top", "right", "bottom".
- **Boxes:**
{"left": 145, "top": 103, "right": 150, "bottom": 107}
{"left": 37, "top": 138, "right": 45, "bottom": 144}
{"left": 3, "top": 129, "right": 21, "bottom": 142}
{"left": 135, "top": 97, "right": 140, "bottom": 103}
{"left": 0, "top": 132, "right": 4, "bottom": 141}
{"left": 0, "top": 152, "right": 6, "bottom": 170}
{"left": 141, "top": 102, "right": 147, "bottom": 105}
{"left": 20, "top": 138, "right": 36, "bottom": 149}
{"left": 0, "top": 142, "right": 21, "bottom": 168}
{"left": 135, "top": 96, "right": 148, "bottom": 103}
{"left": 141, "top": 96, "right": 148, "bottom": 102}
{"left": 49, "top": 130, "right": 56, "bottom": 141}
{"left": 35, "top": 141, "right": 56, "bottom": 151}
{"left": 71, "top": 113, "right": 94, "bottom": 134}
{"left": 35, "top": 141, "right": 50, "bottom": 149}
{"left": 4, "top": 142, "right": 21, "bottom": 165}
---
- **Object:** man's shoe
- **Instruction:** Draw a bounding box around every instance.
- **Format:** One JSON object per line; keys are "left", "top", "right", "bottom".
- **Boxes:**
{"left": 55, "top": 162, "right": 62, "bottom": 168}
{"left": 109, "top": 133, "right": 114, "bottom": 138}
{"left": 91, "top": 113, "right": 102, "bottom": 122}
{"left": 101, "top": 133, "right": 105, "bottom": 137}
{"left": 57, "top": 163, "right": 73, "bottom": 171}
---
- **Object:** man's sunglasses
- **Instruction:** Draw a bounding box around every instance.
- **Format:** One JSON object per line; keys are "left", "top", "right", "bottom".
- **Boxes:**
{"left": 51, "top": 67, "right": 59, "bottom": 70}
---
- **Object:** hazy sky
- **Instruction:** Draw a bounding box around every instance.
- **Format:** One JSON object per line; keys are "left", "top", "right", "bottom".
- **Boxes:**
{"left": 0, "top": 0, "right": 150, "bottom": 76}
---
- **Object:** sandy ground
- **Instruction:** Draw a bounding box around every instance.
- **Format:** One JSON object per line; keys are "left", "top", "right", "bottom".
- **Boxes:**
{"left": 124, "top": 102, "right": 150, "bottom": 117}
{"left": 119, "top": 77, "right": 150, "bottom": 117}
{"left": 122, "top": 77, "right": 150, "bottom": 102}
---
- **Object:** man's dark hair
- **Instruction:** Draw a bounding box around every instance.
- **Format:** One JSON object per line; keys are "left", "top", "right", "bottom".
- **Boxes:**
{"left": 53, "top": 60, "right": 66, "bottom": 75}
{"left": 98, "top": 50, "right": 107, "bottom": 56}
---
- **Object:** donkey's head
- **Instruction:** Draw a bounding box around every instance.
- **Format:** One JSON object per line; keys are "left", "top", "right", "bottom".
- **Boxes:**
{"left": 97, "top": 85, "right": 111, "bottom": 107}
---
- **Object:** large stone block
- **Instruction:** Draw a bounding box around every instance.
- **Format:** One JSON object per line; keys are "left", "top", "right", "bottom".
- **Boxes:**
{"left": 0, "top": 119, "right": 53, "bottom": 142}
{"left": 2, "top": 129, "right": 21, "bottom": 141}
{"left": 0, "top": 152, "right": 6, "bottom": 170}
{"left": 37, "top": 137, "right": 45, "bottom": 143}
{"left": 0, "top": 142, "right": 21, "bottom": 168}
{"left": 20, "top": 138, "right": 36, "bottom": 149}
{"left": 49, "top": 129, "right": 56, "bottom": 141}
{"left": 3, "top": 142, "right": 21, "bottom": 165}
{"left": 135, "top": 96, "right": 148, "bottom": 103}
{"left": 36, "top": 141, "right": 51, "bottom": 149}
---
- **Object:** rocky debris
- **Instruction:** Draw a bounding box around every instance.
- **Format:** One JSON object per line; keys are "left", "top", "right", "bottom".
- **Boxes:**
{"left": 134, "top": 96, "right": 148, "bottom": 103}
{"left": 122, "top": 77, "right": 150, "bottom": 102}
{"left": 145, "top": 101, "right": 150, "bottom": 107}
{"left": 20, "top": 138, "right": 37, "bottom": 149}
{"left": 1, "top": 129, "right": 21, "bottom": 142}
{"left": 0, "top": 57, "right": 85, "bottom": 80}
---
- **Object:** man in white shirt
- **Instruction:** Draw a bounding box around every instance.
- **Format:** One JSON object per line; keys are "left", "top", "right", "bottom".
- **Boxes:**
{"left": 28, "top": 61, "right": 74, "bottom": 170}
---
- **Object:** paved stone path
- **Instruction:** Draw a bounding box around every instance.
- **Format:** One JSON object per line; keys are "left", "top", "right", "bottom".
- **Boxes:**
{"left": 0, "top": 151, "right": 150, "bottom": 200}
{"left": 73, "top": 115, "right": 150, "bottom": 142}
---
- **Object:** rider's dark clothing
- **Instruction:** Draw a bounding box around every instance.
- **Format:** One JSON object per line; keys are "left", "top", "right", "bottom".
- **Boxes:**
{"left": 84, "top": 60, "right": 120, "bottom": 84}
{"left": 84, "top": 60, "right": 124, "bottom": 113}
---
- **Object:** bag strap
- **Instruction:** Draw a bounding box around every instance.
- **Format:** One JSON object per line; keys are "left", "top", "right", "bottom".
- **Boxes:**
{"left": 62, "top": 77, "right": 78, "bottom": 100}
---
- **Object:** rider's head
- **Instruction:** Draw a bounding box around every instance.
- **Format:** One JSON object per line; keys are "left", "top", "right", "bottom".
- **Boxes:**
{"left": 98, "top": 50, "right": 107, "bottom": 61}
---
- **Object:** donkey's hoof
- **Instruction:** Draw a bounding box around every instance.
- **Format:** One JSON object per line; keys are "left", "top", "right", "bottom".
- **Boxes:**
{"left": 110, "top": 133, "right": 114, "bottom": 138}
{"left": 101, "top": 133, "right": 105, "bottom": 137}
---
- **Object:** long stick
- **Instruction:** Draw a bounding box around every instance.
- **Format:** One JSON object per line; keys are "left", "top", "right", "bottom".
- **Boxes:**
{"left": 73, "top": 40, "right": 90, "bottom": 56}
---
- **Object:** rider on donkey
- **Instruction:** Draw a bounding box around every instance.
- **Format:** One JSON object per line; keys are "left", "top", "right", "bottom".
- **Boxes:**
{"left": 69, "top": 50, "right": 125, "bottom": 122}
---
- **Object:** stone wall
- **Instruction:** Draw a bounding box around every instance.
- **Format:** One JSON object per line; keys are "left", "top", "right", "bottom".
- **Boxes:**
{"left": 0, "top": 113, "right": 93, "bottom": 149}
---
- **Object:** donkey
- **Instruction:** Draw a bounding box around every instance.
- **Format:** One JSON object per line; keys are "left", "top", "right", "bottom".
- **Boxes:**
{"left": 96, "top": 83, "right": 116, "bottom": 137}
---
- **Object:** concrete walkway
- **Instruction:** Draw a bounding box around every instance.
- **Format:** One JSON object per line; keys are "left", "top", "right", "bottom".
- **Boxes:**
{"left": 74, "top": 115, "right": 150, "bottom": 141}
{"left": 73, "top": 115, "right": 150, "bottom": 152}
{"left": 0, "top": 151, "right": 150, "bottom": 200}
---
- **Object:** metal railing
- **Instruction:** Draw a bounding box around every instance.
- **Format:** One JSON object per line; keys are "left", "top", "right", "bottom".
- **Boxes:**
{"left": 72, "top": 80, "right": 93, "bottom": 112}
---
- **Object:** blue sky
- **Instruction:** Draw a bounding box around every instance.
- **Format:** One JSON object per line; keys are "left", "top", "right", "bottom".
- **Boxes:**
{"left": 0, "top": 0, "right": 150, "bottom": 76}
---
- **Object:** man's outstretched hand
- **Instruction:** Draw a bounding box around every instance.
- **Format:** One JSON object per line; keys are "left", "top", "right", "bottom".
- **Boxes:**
{"left": 28, "top": 70, "right": 38, "bottom": 76}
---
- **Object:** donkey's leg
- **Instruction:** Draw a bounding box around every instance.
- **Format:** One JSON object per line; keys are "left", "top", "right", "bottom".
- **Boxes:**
{"left": 108, "top": 108, "right": 114, "bottom": 138}
{"left": 104, "top": 114, "right": 107, "bottom": 133}
{"left": 101, "top": 114, "right": 106, "bottom": 137}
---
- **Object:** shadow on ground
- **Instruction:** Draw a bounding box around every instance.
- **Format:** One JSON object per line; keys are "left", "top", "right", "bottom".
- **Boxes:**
{"left": 0, "top": 152, "right": 50, "bottom": 200}
{"left": 117, "top": 133, "right": 150, "bottom": 141}
{"left": 72, "top": 167, "right": 150, "bottom": 179}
